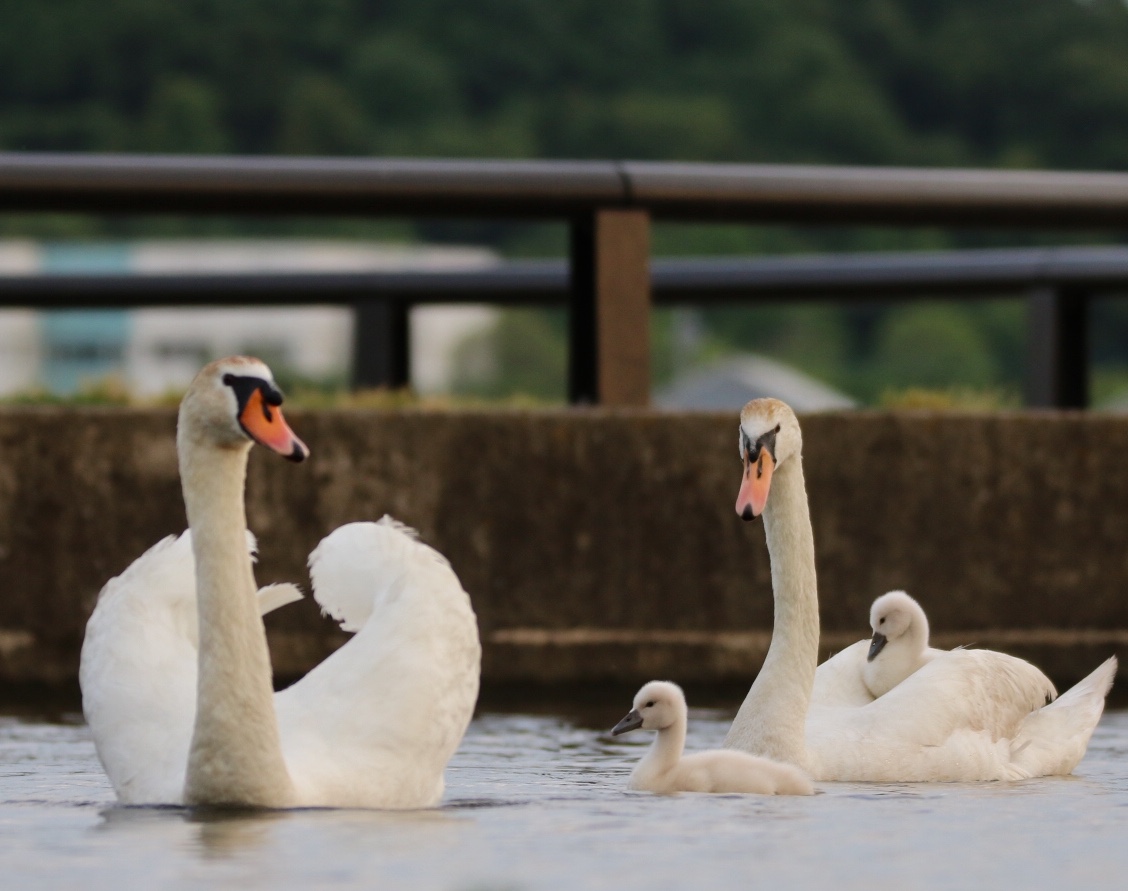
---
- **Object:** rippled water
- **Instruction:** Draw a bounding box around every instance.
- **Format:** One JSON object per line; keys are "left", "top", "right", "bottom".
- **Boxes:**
{"left": 2, "top": 705, "right": 1128, "bottom": 890}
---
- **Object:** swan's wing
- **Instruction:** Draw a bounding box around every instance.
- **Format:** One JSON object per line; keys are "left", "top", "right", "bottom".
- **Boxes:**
{"left": 256, "top": 582, "right": 303, "bottom": 615}
{"left": 276, "top": 518, "right": 481, "bottom": 808}
{"left": 811, "top": 639, "right": 874, "bottom": 707}
{"left": 80, "top": 532, "right": 199, "bottom": 804}
{"left": 304, "top": 516, "right": 421, "bottom": 632}
{"left": 1010, "top": 656, "right": 1116, "bottom": 778}
{"left": 80, "top": 529, "right": 300, "bottom": 804}
{"left": 807, "top": 649, "right": 1064, "bottom": 781}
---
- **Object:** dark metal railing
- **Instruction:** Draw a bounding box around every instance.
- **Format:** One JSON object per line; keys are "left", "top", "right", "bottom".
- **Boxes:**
{"left": 4, "top": 152, "right": 1128, "bottom": 406}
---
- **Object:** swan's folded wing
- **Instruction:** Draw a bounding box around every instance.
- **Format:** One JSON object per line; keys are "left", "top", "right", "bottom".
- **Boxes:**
{"left": 1010, "top": 656, "right": 1116, "bottom": 778}
{"left": 806, "top": 648, "right": 1066, "bottom": 781}
{"left": 81, "top": 532, "right": 200, "bottom": 804}
{"left": 276, "top": 519, "right": 481, "bottom": 808}
{"left": 845, "top": 649, "right": 1055, "bottom": 743}
{"left": 811, "top": 639, "right": 873, "bottom": 707}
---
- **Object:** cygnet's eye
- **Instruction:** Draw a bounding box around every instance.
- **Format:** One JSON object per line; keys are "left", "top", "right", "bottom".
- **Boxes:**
{"left": 879, "top": 617, "right": 886, "bottom": 625}
{"left": 773, "top": 424, "right": 781, "bottom": 434}
{"left": 645, "top": 701, "right": 655, "bottom": 709}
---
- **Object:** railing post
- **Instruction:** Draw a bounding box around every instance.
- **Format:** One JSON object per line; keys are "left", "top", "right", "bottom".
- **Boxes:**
{"left": 568, "top": 209, "right": 652, "bottom": 406}
{"left": 1025, "top": 286, "right": 1088, "bottom": 408}
{"left": 352, "top": 300, "right": 410, "bottom": 390}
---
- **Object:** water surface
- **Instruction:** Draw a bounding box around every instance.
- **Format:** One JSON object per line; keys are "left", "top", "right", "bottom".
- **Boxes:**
{"left": 2, "top": 706, "right": 1126, "bottom": 890}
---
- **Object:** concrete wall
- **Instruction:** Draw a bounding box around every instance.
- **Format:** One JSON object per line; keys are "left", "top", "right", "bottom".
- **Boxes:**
{"left": 0, "top": 408, "right": 1124, "bottom": 692}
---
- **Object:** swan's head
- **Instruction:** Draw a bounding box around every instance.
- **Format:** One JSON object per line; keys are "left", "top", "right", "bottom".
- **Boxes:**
{"left": 868, "top": 590, "right": 928, "bottom": 662}
{"left": 611, "top": 680, "right": 687, "bottom": 736}
{"left": 178, "top": 356, "right": 309, "bottom": 461}
{"left": 735, "top": 398, "right": 801, "bottom": 521}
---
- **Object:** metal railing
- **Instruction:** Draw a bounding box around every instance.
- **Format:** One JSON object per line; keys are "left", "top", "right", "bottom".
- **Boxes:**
{"left": 4, "top": 152, "right": 1128, "bottom": 406}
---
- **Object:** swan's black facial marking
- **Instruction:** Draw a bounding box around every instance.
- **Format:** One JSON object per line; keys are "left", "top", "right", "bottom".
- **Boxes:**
{"left": 868, "top": 632, "right": 888, "bottom": 662}
{"left": 741, "top": 424, "right": 781, "bottom": 465}
{"left": 223, "top": 373, "right": 285, "bottom": 434}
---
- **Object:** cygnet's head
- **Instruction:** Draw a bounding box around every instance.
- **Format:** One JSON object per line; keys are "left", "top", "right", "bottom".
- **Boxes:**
{"left": 177, "top": 356, "right": 309, "bottom": 461}
{"left": 868, "top": 590, "right": 929, "bottom": 662}
{"left": 735, "top": 398, "right": 802, "bottom": 521}
{"left": 611, "top": 680, "right": 687, "bottom": 736}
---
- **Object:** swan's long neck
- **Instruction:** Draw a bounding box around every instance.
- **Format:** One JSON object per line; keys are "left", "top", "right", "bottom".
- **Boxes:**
{"left": 180, "top": 432, "right": 295, "bottom": 807}
{"left": 635, "top": 714, "right": 687, "bottom": 785}
{"left": 724, "top": 455, "right": 818, "bottom": 765}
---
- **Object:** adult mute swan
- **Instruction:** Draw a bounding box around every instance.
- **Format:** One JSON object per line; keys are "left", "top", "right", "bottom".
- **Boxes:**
{"left": 612, "top": 681, "right": 813, "bottom": 795}
{"left": 723, "top": 398, "right": 1115, "bottom": 782}
{"left": 80, "top": 356, "right": 481, "bottom": 808}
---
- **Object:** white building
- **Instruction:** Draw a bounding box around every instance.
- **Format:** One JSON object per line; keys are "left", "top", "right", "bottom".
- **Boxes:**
{"left": 0, "top": 240, "right": 500, "bottom": 397}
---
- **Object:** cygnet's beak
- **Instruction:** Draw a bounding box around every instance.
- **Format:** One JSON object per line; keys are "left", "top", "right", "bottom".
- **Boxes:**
{"left": 611, "top": 709, "right": 644, "bottom": 736}
{"left": 867, "top": 633, "right": 887, "bottom": 662}
{"left": 239, "top": 388, "right": 309, "bottom": 463}
{"left": 735, "top": 448, "right": 775, "bottom": 521}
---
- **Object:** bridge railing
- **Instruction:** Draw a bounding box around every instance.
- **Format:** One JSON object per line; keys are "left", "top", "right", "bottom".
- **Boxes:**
{"left": 4, "top": 153, "right": 1128, "bottom": 407}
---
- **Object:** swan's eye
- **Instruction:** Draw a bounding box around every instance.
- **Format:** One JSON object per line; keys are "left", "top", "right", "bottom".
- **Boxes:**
{"left": 773, "top": 424, "right": 780, "bottom": 434}
{"left": 879, "top": 618, "right": 885, "bottom": 624}
{"left": 645, "top": 701, "right": 655, "bottom": 708}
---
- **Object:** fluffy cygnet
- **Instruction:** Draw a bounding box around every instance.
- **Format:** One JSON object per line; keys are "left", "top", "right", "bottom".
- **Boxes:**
{"left": 611, "top": 681, "right": 814, "bottom": 795}
{"left": 862, "top": 590, "right": 943, "bottom": 697}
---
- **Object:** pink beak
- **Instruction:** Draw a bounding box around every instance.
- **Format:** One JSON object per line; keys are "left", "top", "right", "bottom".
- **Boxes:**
{"left": 735, "top": 449, "right": 775, "bottom": 520}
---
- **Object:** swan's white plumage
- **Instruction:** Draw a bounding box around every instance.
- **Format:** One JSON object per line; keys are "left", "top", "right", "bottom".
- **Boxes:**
{"left": 79, "top": 530, "right": 300, "bottom": 804}
{"left": 810, "top": 640, "right": 873, "bottom": 707}
{"left": 275, "top": 519, "right": 481, "bottom": 808}
{"left": 81, "top": 518, "right": 480, "bottom": 808}
{"left": 725, "top": 397, "right": 1115, "bottom": 782}
{"left": 81, "top": 356, "right": 481, "bottom": 809}
{"left": 615, "top": 681, "right": 813, "bottom": 795}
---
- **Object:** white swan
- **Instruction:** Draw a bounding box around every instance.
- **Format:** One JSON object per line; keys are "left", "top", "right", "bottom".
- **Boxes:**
{"left": 612, "top": 681, "right": 813, "bottom": 795}
{"left": 80, "top": 356, "right": 481, "bottom": 808}
{"left": 723, "top": 397, "right": 1116, "bottom": 782}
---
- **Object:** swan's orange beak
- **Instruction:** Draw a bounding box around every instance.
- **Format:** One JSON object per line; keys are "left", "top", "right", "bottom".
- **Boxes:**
{"left": 735, "top": 448, "right": 774, "bottom": 520}
{"left": 239, "top": 388, "right": 309, "bottom": 462}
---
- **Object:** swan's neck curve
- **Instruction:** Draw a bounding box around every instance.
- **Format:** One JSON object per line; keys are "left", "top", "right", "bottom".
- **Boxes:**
{"left": 724, "top": 455, "right": 818, "bottom": 765}
{"left": 179, "top": 433, "right": 295, "bottom": 807}
{"left": 635, "top": 716, "right": 687, "bottom": 786}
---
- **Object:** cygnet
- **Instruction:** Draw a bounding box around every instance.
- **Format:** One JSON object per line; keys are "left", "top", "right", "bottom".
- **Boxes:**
{"left": 611, "top": 681, "right": 813, "bottom": 795}
{"left": 862, "top": 590, "right": 943, "bottom": 697}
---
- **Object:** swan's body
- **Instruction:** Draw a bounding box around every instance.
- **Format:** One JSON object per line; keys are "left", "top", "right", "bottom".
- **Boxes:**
{"left": 80, "top": 357, "right": 480, "bottom": 808}
{"left": 724, "top": 398, "right": 1115, "bottom": 782}
{"left": 612, "top": 681, "right": 813, "bottom": 795}
{"left": 80, "top": 530, "right": 301, "bottom": 804}
{"left": 809, "top": 640, "right": 874, "bottom": 707}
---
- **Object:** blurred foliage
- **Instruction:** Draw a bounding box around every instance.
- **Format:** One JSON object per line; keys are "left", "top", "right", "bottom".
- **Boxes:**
{"left": 9, "top": 1, "right": 1128, "bottom": 170}
{"left": 877, "top": 386, "right": 1021, "bottom": 411}
{"left": 448, "top": 309, "right": 568, "bottom": 402}
{"left": 6, "top": 1, "right": 1128, "bottom": 404}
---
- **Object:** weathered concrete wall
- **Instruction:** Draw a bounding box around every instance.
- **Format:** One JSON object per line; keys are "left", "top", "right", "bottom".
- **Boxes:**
{"left": 0, "top": 407, "right": 1125, "bottom": 691}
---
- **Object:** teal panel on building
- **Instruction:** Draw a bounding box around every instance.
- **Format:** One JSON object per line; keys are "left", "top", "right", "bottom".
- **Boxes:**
{"left": 41, "top": 244, "right": 132, "bottom": 394}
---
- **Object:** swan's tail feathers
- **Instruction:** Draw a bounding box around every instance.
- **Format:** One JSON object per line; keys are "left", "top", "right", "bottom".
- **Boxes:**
{"left": 1010, "top": 656, "right": 1117, "bottom": 778}
{"left": 308, "top": 517, "right": 452, "bottom": 633}
{"left": 256, "top": 583, "right": 304, "bottom": 616}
